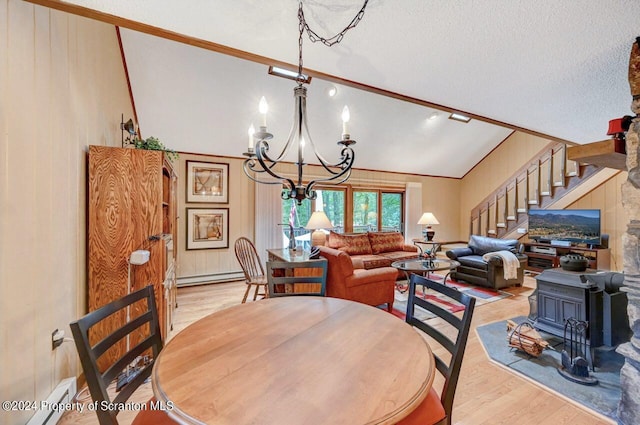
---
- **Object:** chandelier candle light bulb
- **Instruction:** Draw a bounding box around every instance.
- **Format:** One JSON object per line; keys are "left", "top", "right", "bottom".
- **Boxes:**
{"left": 259, "top": 96, "right": 268, "bottom": 127}
{"left": 342, "top": 106, "right": 350, "bottom": 138}
{"left": 248, "top": 124, "right": 255, "bottom": 152}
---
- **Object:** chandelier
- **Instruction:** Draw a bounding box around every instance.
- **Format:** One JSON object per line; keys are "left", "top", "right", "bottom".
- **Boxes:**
{"left": 243, "top": 1, "right": 369, "bottom": 205}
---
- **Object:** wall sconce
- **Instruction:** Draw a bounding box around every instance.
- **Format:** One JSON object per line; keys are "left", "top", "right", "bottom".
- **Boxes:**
{"left": 121, "top": 114, "right": 138, "bottom": 147}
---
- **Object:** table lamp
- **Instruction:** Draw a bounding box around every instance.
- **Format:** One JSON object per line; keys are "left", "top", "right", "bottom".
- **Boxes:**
{"left": 418, "top": 212, "right": 439, "bottom": 241}
{"left": 305, "top": 211, "right": 333, "bottom": 247}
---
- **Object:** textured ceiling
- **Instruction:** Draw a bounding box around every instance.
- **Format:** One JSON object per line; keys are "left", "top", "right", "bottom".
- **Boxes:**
{"left": 60, "top": 0, "right": 640, "bottom": 177}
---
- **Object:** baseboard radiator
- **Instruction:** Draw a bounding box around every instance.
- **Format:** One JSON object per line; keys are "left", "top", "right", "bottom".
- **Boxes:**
{"left": 26, "top": 377, "right": 77, "bottom": 425}
{"left": 177, "top": 271, "right": 244, "bottom": 287}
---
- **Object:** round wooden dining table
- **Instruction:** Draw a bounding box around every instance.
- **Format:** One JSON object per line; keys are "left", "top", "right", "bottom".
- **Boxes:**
{"left": 152, "top": 296, "right": 435, "bottom": 425}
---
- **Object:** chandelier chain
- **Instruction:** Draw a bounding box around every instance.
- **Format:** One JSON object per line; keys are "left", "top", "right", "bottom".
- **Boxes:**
{"left": 296, "top": 1, "right": 369, "bottom": 79}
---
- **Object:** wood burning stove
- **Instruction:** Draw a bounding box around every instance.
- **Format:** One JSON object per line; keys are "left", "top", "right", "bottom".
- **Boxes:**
{"left": 533, "top": 269, "right": 604, "bottom": 369}
{"left": 531, "top": 269, "right": 631, "bottom": 371}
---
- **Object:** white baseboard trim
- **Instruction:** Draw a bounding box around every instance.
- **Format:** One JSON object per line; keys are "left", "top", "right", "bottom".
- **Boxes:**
{"left": 177, "top": 271, "right": 244, "bottom": 287}
{"left": 26, "top": 377, "right": 76, "bottom": 425}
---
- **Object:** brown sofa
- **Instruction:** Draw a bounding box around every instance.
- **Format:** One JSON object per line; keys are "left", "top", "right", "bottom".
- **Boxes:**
{"left": 326, "top": 231, "right": 418, "bottom": 278}
{"left": 318, "top": 246, "right": 398, "bottom": 311}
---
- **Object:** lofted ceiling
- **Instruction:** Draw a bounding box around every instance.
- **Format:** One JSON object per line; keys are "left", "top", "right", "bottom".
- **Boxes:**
{"left": 51, "top": 0, "right": 640, "bottom": 178}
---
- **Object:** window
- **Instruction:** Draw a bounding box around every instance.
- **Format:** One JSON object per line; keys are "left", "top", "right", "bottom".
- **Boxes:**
{"left": 282, "top": 186, "right": 403, "bottom": 243}
{"left": 281, "top": 189, "right": 345, "bottom": 248}
{"left": 381, "top": 192, "right": 403, "bottom": 232}
{"left": 352, "top": 191, "right": 378, "bottom": 233}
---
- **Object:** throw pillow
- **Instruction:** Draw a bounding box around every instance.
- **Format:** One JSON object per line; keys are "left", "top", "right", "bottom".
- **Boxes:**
{"left": 368, "top": 232, "right": 405, "bottom": 254}
{"left": 328, "top": 231, "right": 372, "bottom": 255}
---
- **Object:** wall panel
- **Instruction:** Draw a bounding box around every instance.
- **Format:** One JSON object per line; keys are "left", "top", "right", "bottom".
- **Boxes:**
{"left": 460, "top": 132, "right": 551, "bottom": 240}
{"left": 567, "top": 172, "right": 627, "bottom": 271}
{"left": 0, "top": 1, "right": 133, "bottom": 423}
{"left": 176, "top": 153, "right": 252, "bottom": 285}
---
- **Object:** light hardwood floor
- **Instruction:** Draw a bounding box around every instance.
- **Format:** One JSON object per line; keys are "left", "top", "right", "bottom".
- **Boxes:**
{"left": 60, "top": 276, "right": 613, "bottom": 425}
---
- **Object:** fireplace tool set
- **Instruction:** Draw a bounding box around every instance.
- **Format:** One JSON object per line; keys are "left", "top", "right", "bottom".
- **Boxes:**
{"left": 557, "top": 318, "right": 599, "bottom": 386}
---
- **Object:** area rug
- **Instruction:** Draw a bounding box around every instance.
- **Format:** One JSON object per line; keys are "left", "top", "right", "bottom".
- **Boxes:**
{"left": 476, "top": 316, "right": 623, "bottom": 422}
{"left": 391, "top": 274, "right": 513, "bottom": 320}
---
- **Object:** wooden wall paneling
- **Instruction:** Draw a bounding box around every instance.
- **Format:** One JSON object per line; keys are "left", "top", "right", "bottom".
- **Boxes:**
{"left": 2, "top": 1, "right": 38, "bottom": 413}
{"left": 567, "top": 172, "right": 627, "bottom": 271}
{"left": 0, "top": 0, "right": 8, "bottom": 410}
{"left": 1, "top": 2, "right": 135, "bottom": 422}
{"left": 459, "top": 132, "right": 551, "bottom": 240}
{"left": 33, "top": 4, "right": 56, "bottom": 400}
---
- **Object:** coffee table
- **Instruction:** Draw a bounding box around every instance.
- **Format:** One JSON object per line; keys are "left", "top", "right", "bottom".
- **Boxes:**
{"left": 391, "top": 258, "right": 460, "bottom": 292}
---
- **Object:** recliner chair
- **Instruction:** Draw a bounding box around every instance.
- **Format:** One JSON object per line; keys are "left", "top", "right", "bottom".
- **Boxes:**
{"left": 446, "top": 235, "right": 527, "bottom": 290}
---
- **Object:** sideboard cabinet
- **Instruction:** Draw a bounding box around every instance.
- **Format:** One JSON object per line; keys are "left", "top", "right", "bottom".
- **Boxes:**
{"left": 88, "top": 146, "right": 176, "bottom": 364}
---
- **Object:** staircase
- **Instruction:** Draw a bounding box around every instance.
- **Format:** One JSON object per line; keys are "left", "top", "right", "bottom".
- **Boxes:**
{"left": 469, "top": 142, "right": 615, "bottom": 240}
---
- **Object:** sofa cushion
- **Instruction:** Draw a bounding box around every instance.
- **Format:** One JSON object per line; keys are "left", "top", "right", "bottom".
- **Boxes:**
{"left": 468, "top": 235, "right": 517, "bottom": 256}
{"left": 457, "top": 255, "right": 489, "bottom": 270}
{"left": 378, "top": 251, "right": 418, "bottom": 262}
{"left": 368, "top": 232, "right": 405, "bottom": 254}
{"left": 328, "top": 231, "right": 373, "bottom": 255}
{"left": 350, "top": 254, "right": 392, "bottom": 269}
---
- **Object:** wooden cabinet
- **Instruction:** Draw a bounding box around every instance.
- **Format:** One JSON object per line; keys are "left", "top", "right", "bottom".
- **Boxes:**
{"left": 523, "top": 242, "right": 610, "bottom": 273}
{"left": 88, "top": 146, "right": 177, "bottom": 363}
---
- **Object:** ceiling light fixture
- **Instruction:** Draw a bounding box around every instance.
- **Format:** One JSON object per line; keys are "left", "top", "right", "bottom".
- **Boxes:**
{"left": 449, "top": 112, "right": 471, "bottom": 123}
{"left": 428, "top": 111, "right": 440, "bottom": 121}
{"left": 327, "top": 86, "right": 338, "bottom": 97}
{"left": 268, "top": 66, "right": 312, "bottom": 84}
{"left": 243, "top": 1, "right": 369, "bottom": 205}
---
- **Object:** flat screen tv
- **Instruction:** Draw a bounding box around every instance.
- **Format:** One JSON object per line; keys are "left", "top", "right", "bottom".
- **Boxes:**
{"left": 528, "top": 209, "right": 601, "bottom": 246}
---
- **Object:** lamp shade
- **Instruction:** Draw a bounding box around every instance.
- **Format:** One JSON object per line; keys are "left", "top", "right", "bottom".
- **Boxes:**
{"left": 417, "top": 212, "right": 439, "bottom": 226}
{"left": 305, "top": 211, "right": 333, "bottom": 230}
{"left": 305, "top": 211, "right": 333, "bottom": 247}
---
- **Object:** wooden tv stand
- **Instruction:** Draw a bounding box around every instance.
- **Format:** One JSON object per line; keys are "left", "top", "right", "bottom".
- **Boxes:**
{"left": 522, "top": 242, "right": 610, "bottom": 273}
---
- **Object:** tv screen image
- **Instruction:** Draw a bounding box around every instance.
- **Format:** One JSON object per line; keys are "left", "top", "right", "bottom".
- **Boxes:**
{"left": 528, "top": 209, "right": 601, "bottom": 245}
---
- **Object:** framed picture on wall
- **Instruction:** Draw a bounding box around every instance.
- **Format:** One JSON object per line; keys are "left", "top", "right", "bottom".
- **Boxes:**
{"left": 186, "top": 208, "right": 229, "bottom": 250}
{"left": 186, "top": 161, "right": 229, "bottom": 203}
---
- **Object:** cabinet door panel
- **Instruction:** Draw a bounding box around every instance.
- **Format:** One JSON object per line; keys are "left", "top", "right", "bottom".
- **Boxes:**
{"left": 88, "top": 146, "right": 168, "bottom": 368}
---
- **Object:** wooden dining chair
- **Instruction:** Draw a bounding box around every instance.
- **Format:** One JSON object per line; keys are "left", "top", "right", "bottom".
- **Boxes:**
{"left": 266, "top": 259, "right": 328, "bottom": 297}
{"left": 69, "top": 285, "right": 177, "bottom": 425}
{"left": 234, "top": 237, "right": 268, "bottom": 303}
{"left": 397, "top": 274, "right": 476, "bottom": 425}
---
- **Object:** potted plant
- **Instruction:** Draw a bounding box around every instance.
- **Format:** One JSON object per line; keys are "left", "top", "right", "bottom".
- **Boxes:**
{"left": 131, "top": 136, "right": 178, "bottom": 161}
